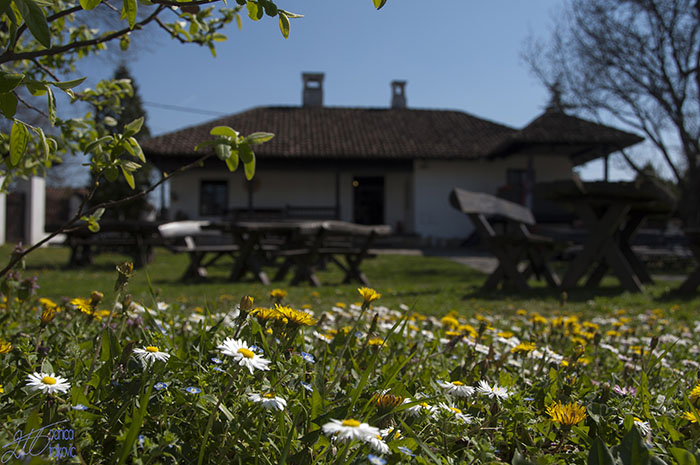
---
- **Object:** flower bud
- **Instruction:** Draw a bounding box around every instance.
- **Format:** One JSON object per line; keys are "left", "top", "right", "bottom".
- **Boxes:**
{"left": 90, "top": 291, "right": 104, "bottom": 306}
{"left": 40, "top": 307, "right": 56, "bottom": 325}
{"left": 240, "top": 295, "right": 254, "bottom": 312}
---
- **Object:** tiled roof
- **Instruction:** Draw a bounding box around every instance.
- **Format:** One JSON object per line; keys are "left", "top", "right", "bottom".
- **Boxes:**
{"left": 141, "top": 106, "right": 517, "bottom": 160}
{"left": 485, "top": 110, "right": 643, "bottom": 164}
{"left": 142, "top": 106, "right": 643, "bottom": 165}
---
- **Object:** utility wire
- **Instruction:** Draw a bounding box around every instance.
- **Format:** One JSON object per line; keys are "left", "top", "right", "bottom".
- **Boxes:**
{"left": 143, "top": 101, "right": 228, "bottom": 116}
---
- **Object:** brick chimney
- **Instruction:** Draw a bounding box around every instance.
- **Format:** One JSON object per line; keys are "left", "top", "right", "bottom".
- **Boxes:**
{"left": 391, "top": 80, "right": 407, "bottom": 109}
{"left": 302, "top": 73, "right": 324, "bottom": 107}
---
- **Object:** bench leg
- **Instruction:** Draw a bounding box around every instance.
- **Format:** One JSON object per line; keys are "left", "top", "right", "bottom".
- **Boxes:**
{"left": 679, "top": 268, "right": 700, "bottom": 293}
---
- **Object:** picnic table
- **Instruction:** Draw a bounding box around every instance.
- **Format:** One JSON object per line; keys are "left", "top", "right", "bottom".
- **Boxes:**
{"left": 678, "top": 228, "right": 700, "bottom": 293}
{"left": 62, "top": 220, "right": 162, "bottom": 269}
{"left": 535, "top": 179, "right": 675, "bottom": 292}
{"left": 449, "top": 187, "right": 564, "bottom": 291}
{"left": 202, "top": 220, "right": 392, "bottom": 286}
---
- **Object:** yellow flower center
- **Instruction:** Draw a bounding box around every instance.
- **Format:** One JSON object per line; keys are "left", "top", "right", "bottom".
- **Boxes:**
{"left": 452, "top": 381, "right": 464, "bottom": 386}
{"left": 341, "top": 419, "right": 361, "bottom": 427}
{"left": 420, "top": 402, "right": 429, "bottom": 408}
{"left": 237, "top": 348, "right": 255, "bottom": 359}
{"left": 263, "top": 393, "right": 275, "bottom": 398}
{"left": 146, "top": 346, "right": 159, "bottom": 353}
{"left": 449, "top": 407, "right": 462, "bottom": 414}
{"left": 42, "top": 376, "right": 57, "bottom": 385}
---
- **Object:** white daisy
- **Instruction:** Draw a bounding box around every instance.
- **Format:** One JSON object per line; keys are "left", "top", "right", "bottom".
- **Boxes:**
{"left": 26, "top": 372, "right": 71, "bottom": 395}
{"left": 403, "top": 398, "right": 438, "bottom": 417}
{"left": 437, "top": 380, "right": 475, "bottom": 397}
{"left": 249, "top": 393, "right": 287, "bottom": 411}
{"left": 475, "top": 380, "right": 510, "bottom": 400}
{"left": 133, "top": 346, "right": 171, "bottom": 364}
{"left": 439, "top": 403, "right": 473, "bottom": 423}
{"left": 322, "top": 419, "right": 380, "bottom": 442}
{"left": 367, "top": 434, "right": 389, "bottom": 454}
{"left": 217, "top": 338, "right": 271, "bottom": 374}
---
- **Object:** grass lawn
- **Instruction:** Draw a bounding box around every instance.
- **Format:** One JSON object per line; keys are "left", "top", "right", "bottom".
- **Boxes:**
{"left": 6, "top": 244, "right": 699, "bottom": 320}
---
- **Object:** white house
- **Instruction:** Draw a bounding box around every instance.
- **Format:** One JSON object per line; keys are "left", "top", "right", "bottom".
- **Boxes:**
{"left": 142, "top": 73, "right": 642, "bottom": 241}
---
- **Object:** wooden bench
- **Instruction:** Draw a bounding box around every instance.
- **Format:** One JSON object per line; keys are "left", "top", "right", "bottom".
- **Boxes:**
{"left": 61, "top": 221, "right": 163, "bottom": 269}
{"left": 158, "top": 221, "right": 239, "bottom": 280}
{"left": 679, "top": 228, "right": 700, "bottom": 293}
{"left": 449, "top": 188, "right": 563, "bottom": 291}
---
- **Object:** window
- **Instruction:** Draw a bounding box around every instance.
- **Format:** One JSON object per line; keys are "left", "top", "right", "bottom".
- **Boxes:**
{"left": 200, "top": 180, "right": 228, "bottom": 216}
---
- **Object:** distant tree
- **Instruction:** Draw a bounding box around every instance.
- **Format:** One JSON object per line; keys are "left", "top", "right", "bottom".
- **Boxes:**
{"left": 89, "top": 64, "right": 153, "bottom": 220}
{"left": 526, "top": 0, "right": 700, "bottom": 226}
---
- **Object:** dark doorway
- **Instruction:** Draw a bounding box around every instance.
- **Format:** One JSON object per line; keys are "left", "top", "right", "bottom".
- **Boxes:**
{"left": 353, "top": 176, "right": 384, "bottom": 225}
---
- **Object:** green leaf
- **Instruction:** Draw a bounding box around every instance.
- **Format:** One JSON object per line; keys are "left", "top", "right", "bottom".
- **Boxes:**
{"left": 511, "top": 450, "right": 537, "bottom": 465}
{"left": 372, "top": 0, "right": 388, "bottom": 9}
{"left": 120, "top": 0, "right": 137, "bottom": 28}
{"left": 36, "top": 126, "right": 49, "bottom": 161}
{"left": 614, "top": 427, "right": 650, "bottom": 465}
{"left": 25, "top": 80, "right": 47, "bottom": 96}
{"left": 104, "top": 116, "right": 117, "bottom": 127}
{"left": 243, "top": 153, "right": 255, "bottom": 180}
{"left": 246, "top": 131, "right": 274, "bottom": 145}
{"left": 588, "top": 437, "right": 616, "bottom": 465}
{"left": 120, "top": 33, "right": 130, "bottom": 51}
{"left": 670, "top": 449, "right": 696, "bottom": 465}
{"left": 9, "top": 120, "right": 29, "bottom": 166}
{"left": 124, "top": 116, "right": 144, "bottom": 136}
{"left": 120, "top": 166, "right": 135, "bottom": 189}
{"left": 0, "top": 92, "right": 18, "bottom": 118}
{"left": 128, "top": 137, "right": 145, "bottom": 162}
{"left": 239, "top": 142, "right": 253, "bottom": 163}
{"left": 210, "top": 126, "right": 239, "bottom": 139}
{"left": 14, "top": 0, "right": 51, "bottom": 48}
{"left": 79, "top": 0, "right": 101, "bottom": 9}
{"left": 0, "top": 71, "right": 25, "bottom": 93}
{"left": 105, "top": 166, "right": 119, "bottom": 182}
{"left": 224, "top": 153, "right": 239, "bottom": 172}
{"left": 51, "top": 76, "right": 87, "bottom": 91}
{"left": 235, "top": 13, "right": 242, "bottom": 29}
{"left": 278, "top": 11, "right": 289, "bottom": 39}
{"left": 46, "top": 86, "right": 55, "bottom": 125}
{"left": 246, "top": 0, "right": 260, "bottom": 20}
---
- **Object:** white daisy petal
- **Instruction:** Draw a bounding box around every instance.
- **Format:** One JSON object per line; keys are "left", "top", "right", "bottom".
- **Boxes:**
{"left": 26, "top": 372, "right": 71, "bottom": 395}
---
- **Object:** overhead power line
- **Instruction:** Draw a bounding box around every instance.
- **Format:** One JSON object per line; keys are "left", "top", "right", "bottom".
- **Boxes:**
{"left": 143, "top": 101, "right": 228, "bottom": 117}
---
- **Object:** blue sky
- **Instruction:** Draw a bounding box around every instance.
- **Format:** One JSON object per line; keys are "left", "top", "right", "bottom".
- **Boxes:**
{"left": 84, "top": 0, "right": 628, "bottom": 181}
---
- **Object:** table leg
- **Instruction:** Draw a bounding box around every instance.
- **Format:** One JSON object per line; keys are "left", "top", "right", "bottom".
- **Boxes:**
{"left": 230, "top": 232, "right": 270, "bottom": 284}
{"left": 561, "top": 202, "right": 630, "bottom": 290}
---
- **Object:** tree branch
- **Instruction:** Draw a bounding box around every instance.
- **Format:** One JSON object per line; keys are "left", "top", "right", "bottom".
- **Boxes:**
{"left": 0, "top": 6, "right": 165, "bottom": 65}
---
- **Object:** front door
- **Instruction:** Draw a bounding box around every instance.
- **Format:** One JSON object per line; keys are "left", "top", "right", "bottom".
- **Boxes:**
{"left": 353, "top": 176, "right": 384, "bottom": 225}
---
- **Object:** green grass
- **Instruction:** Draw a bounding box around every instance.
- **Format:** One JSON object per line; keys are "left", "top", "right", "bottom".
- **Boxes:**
{"left": 5, "top": 244, "right": 700, "bottom": 319}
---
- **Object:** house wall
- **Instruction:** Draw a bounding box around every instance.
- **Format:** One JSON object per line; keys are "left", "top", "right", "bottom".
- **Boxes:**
{"left": 168, "top": 168, "right": 414, "bottom": 232}
{"left": 413, "top": 155, "right": 573, "bottom": 240}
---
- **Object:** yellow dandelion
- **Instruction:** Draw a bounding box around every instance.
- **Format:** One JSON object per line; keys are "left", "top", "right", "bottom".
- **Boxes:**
{"left": 251, "top": 307, "right": 281, "bottom": 321}
{"left": 358, "top": 287, "right": 381, "bottom": 305}
{"left": 689, "top": 383, "right": 700, "bottom": 406}
{"left": 70, "top": 297, "right": 93, "bottom": 315}
{"left": 605, "top": 330, "right": 621, "bottom": 337}
{"left": 511, "top": 342, "right": 536, "bottom": 355}
{"left": 270, "top": 289, "right": 287, "bottom": 299}
{"left": 546, "top": 401, "right": 587, "bottom": 426}
{"left": 367, "top": 337, "right": 384, "bottom": 346}
{"left": 682, "top": 410, "right": 699, "bottom": 423}
{"left": 40, "top": 306, "right": 56, "bottom": 324}
{"left": 498, "top": 331, "right": 515, "bottom": 339}
{"left": 370, "top": 392, "right": 404, "bottom": 409}
{"left": 0, "top": 385, "right": 3, "bottom": 394}
{"left": 441, "top": 315, "right": 460, "bottom": 328}
{"left": 39, "top": 297, "right": 59, "bottom": 312}
{"left": 0, "top": 340, "right": 12, "bottom": 354}
{"left": 516, "top": 309, "right": 527, "bottom": 316}
{"left": 335, "top": 302, "right": 346, "bottom": 309}
{"left": 274, "top": 304, "right": 317, "bottom": 326}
